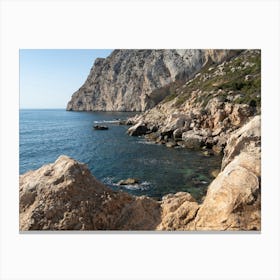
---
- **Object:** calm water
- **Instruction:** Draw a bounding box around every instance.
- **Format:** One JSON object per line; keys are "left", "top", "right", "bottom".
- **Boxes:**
{"left": 20, "top": 109, "right": 222, "bottom": 200}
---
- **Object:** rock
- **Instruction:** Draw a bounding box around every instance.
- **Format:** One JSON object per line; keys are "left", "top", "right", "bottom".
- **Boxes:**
{"left": 212, "top": 127, "right": 222, "bottom": 137}
{"left": 193, "top": 116, "right": 261, "bottom": 230}
{"left": 173, "top": 127, "right": 186, "bottom": 140}
{"left": 202, "top": 150, "right": 211, "bottom": 157}
{"left": 222, "top": 115, "right": 261, "bottom": 170}
{"left": 118, "top": 120, "right": 127, "bottom": 125}
{"left": 212, "top": 144, "right": 223, "bottom": 155}
{"left": 210, "top": 169, "right": 220, "bottom": 178}
{"left": 127, "top": 122, "right": 148, "bottom": 136}
{"left": 93, "top": 125, "right": 108, "bottom": 130}
{"left": 176, "top": 141, "right": 187, "bottom": 148}
{"left": 205, "top": 97, "right": 224, "bottom": 116}
{"left": 182, "top": 131, "right": 205, "bottom": 149}
{"left": 213, "top": 109, "right": 226, "bottom": 127}
{"left": 229, "top": 104, "right": 252, "bottom": 127}
{"left": 67, "top": 50, "right": 233, "bottom": 112}
{"left": 193, "top": 151, "right": 261, "bottom": 230}
{"left": 161, "top": 114, "right": 189, "bottom": 133}
{"left": 157, "top": 192, "right": 199, "bottom": 230}
{"left": 19, "top": 156, "right": 161, "bottom": 230}
{"left": 118, "top": 178, "right": 139, "bottom": 185}
{"left": 145, "top": 132, "right": 160, "bottom": 142}
{"left": 165, "top": 141, "right": 177, "bottom": 148}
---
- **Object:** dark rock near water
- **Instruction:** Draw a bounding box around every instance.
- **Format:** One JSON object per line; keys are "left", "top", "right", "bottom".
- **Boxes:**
{"left": 117, "top": 178, "right": 139, "bottom": 185}
{"left": 93, "top": 125, "right": 108, "bottom": 130}
{"left": 127, "top": 122, "right": 148, "bottom": 136}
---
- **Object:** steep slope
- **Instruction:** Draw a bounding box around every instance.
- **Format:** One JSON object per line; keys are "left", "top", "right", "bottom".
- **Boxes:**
{"left": 127, "top": 50, "right": 261, "bottom": 155}
{"left": 66, "top": 49, "right": 237, "bottom": 112}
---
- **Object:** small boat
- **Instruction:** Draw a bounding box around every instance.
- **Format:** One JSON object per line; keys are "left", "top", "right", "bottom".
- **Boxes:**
{"left": 93, "top": 125, "right": 109, "bottom": 130}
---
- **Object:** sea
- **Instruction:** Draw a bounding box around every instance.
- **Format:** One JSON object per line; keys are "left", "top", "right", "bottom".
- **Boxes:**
{"left": 20, "top": 109, "right": 222, "bottom": 201}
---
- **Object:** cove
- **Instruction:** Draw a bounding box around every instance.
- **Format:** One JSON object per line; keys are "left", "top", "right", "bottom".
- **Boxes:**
{"left": 20, "top": 109, "right": 222, "bottom": 201}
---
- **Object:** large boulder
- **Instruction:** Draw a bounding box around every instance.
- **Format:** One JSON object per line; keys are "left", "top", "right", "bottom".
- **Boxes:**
{"left": 222, "top": 115, "right": 261, "bottom": 170}
{"left": 157, "top": 192, "right": 199, "bottom": 230}
{"left": 161, "top": 113, "right": 190, "bottom": 134}
{"left": 193, "top": 116, "right": 261, "bottom": 230}
{"left": 193, "top": 151, "right": 261, "bottom": 230}
{"left": 19, "top": 156, "right": 161, "bottom": 230}
{"left": 182, "top": 130, "right": 206, "bottom": 149}
{"left": 127, "top": 122, "right": 148, "bottom": 136}
{"left": 229, "top": 104, "right": 252, "bottom": 127}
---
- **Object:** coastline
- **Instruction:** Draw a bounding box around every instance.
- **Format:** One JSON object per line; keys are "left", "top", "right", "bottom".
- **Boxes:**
{"left": 19, "top": 115, "right": 261, "bottom": 231}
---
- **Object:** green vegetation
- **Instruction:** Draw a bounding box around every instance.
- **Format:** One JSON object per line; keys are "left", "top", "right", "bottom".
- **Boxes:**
{"left": 158, "top": 50, "right": 261, "bottom": 110}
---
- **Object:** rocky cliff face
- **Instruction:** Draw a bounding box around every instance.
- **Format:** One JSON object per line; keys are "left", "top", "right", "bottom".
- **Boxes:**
{"left": 19, "top": 116, "right": 261, "bottom": 231}
{"left": 66, "top": 49, "right": 237, "bottom": 112}
{"left": 126, "top": 50, "right": 261, "bottom": 155}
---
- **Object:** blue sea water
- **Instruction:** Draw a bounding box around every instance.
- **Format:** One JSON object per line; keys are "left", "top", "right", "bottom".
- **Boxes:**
{"left": 20, "top": 109, "right": 222, "bottom": 200}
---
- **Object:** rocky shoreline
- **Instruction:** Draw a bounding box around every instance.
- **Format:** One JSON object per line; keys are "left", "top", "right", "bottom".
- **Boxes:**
{"left": 19, "top": 115, "right": 260, "bottom": 231}
{"left": 20, "top": 49, "right": 261, "bottom": 230}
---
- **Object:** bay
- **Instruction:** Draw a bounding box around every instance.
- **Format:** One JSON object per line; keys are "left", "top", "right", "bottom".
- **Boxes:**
{"left": 20, "top": 109, "right": 222, "bottom": 201}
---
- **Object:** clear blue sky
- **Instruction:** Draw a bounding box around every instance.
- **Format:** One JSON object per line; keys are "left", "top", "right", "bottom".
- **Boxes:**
{"left": 20, "top": 49, "right": 113, "bottom": 109}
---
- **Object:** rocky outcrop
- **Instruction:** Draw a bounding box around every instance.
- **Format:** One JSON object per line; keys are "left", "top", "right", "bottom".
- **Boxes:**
{"left": 19, "top": 116, "right": 261, "bottom": 231}
{"left": 157, "top": 192, "right": 199, "bottom": 230}
{"left": 126, "top": 50, "right": 260, "bottom": 155}
{"left": 66, "top": 49, "right": 237, "bottom": 112}
{"left": 221, "top": 115, "right": 261, "bottom": 170}
{"left": 157, "top": 115, "right": 261, "bottom": 231}
{"left": 19, "top": 156, "right": 161, "bottom": 230}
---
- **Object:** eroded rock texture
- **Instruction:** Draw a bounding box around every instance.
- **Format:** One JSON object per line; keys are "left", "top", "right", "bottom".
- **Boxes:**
{"left": 66, "top": 49, "right": 235, "bottom": 112}
{"left": 19, "top": 156, "right": 161, "bottom": 230}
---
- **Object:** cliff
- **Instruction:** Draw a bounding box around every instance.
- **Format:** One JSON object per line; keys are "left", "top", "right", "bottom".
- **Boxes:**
{"left": 19, "top": 115, "right": 260, "bottom": 231}
{"left": 66, "top": 49, "right": 238, "bottom": 112}
{"left": 126, "top": 50, "right": 261, "bottom": 155}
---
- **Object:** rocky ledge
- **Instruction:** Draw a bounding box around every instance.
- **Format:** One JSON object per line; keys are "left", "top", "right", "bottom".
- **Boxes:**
{"left": 19, "top": 116, "right": 260, "bottom": 231}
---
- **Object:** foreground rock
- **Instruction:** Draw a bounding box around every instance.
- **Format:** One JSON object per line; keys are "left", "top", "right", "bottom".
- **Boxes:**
{"left": 19, "top": 156, "right": 160, "bottom": 230}
{"left": 157, "top": 115, "right": 261, "bottom": 230}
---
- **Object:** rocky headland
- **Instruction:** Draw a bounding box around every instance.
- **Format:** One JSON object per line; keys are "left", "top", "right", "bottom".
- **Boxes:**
{"left": 66, "top": 49, "right": 240, "bottom": 111}
{"left": 20, "top": 49, "right": 261, "bottom": 230}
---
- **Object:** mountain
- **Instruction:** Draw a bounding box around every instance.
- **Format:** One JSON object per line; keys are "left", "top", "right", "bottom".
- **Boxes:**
{"left": 66, "top": 49, "right": 238, "bottom": 111}
{"left": 127, "top": 49, "right": 261, "bottom": 155}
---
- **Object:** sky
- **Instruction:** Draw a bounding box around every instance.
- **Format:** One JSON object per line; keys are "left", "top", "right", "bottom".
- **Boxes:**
{"left": 19, "top": 49, "right": 113, "bottom": 109}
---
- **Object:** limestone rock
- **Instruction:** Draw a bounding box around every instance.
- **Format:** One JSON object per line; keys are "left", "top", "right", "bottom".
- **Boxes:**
{"left": 19, "top": 156, "right": 161, "bottom": 230}
{"left": 193, "top": 116, "right": 261, "bottom": 230}
{"left": 67, "top": 49, "right": 233, "bottom": 112}
{"left": 118, "top": 178, "right": 139, "bottom": 185}
{"left": 157, "top": 192, "right": 199, "bottom": 230}
{"left": 182, "top": 131, "right": 205, "bottom": 149}
{"left": 193, "top": 151, "right": 261, "bottom": 230}
{"left": 229, "top": 104, "right": 252, "bottom": 127}
{"left": 127, "top": 122, "right": 148, "bottom": 136}
{"left": 222, "top": 115, "right": 261, "bottom": 170}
